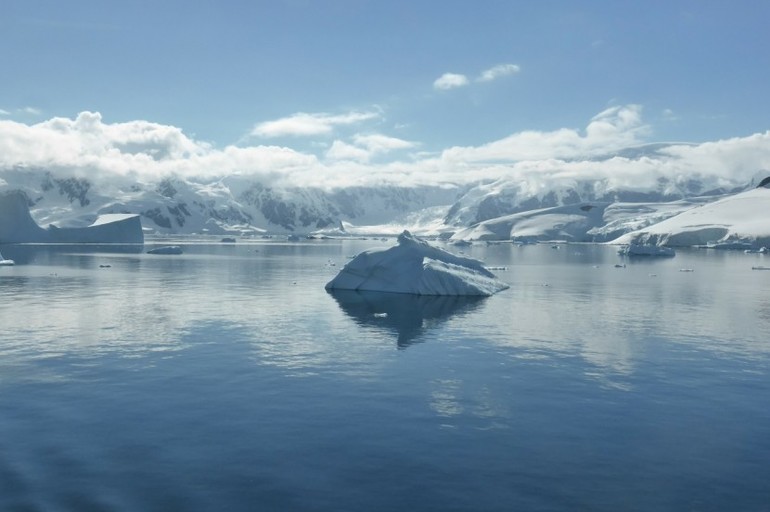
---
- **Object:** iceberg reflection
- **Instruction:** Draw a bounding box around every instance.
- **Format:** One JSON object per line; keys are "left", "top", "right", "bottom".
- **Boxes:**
{"left": 0, "top": 243, "right": 143, "bottom": 264}
{"left": 328, "top": 289, "right": 486, "bottom": 348}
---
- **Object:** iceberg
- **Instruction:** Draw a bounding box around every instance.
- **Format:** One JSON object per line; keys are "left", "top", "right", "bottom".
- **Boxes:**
{"left": 147, "top": 245, "right": 183, "bottom": 255}
{"left": 325, "top": 230, "right": 509, "bottom": 296}
{"left": 0, "top": 191, "right": 143, "bottom": 244}
{"left": 617, "top": 244, "right": 675, "bottom": 257}
{"left": 0, "top": 250, "right": 14, "bottom": 266}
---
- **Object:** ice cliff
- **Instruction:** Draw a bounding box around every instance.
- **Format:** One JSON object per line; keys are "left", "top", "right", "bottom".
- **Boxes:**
{"left": 0, "top": 191, "right": 144, "bottom": 244}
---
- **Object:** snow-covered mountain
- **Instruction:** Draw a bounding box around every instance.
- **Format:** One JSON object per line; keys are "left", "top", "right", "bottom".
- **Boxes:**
{"left": 1, "top": 139, "right": 768, "bottom": 245}
{"left": 612, "top": 183, "right": 770, "bottom": 247}
{"left": 0, "top": 168, "right": 461, "bottom": 235}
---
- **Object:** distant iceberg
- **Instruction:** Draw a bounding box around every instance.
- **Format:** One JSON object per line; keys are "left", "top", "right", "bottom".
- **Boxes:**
{"left": 617, "top": 244, "right": 675, "bottom": 257}
{"left": 0, "top": 250, "right": 14, "bottom": 266}
{"left": 325, "top": 230, "right": 509, "bottom": 296}
{"left": 147, "top": 245, "right": 183, "bottom": 255}
{"left": 0, "top": 191, "right": 143, "bottom": 244}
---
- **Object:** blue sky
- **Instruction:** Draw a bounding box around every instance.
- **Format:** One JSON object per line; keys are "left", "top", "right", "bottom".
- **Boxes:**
{"left": 1, "top": 1, "right": 770, "bottom": 188}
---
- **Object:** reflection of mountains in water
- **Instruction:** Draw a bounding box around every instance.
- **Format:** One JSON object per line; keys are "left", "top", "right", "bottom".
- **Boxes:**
{"left": 328, "top": 289, "right": 487, "bottom": 348}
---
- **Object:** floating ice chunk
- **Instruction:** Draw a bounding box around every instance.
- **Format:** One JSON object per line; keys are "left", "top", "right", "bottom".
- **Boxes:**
{"left": 147, "top": 245, "right": 183, "bottom": 255}
{"left": 325, "top": 230, "right": 509, "bottom": 296}
{"left": 0, "top": 252, "right": 14, "bottom": 266}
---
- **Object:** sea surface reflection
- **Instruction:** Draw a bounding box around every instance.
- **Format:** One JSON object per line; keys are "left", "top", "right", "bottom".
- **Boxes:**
{"left": 328, "top": 289, "right": 486, "bottom": 348}
{"left": 0, "top": 240, "right": 769, "bottom": 511}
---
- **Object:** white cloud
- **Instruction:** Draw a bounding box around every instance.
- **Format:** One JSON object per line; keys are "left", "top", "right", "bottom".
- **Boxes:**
{"left": 0, "top": 108, "right": 9, "bottom": 116}
{"left": 326, "top": 134, "right": 416, "bottom": 163}
{"left": 477, "top": 63, "right": 520, "bottom": 82}
{"left": 0, "top": 111, "right": 316, "bottom": 185}
{"left": 21, "top": 106, "right": 42, "bottom": 116}
{"left": 352, "top": 134, "right": 415, "bottom": 153}
{"left": 2, "top": 106, "right": 770, "bottom": 194}
{"left": 442, "top": 105, "right": 650, "bottom": 163}
{"left": 662, "top": 108, "right": 679, "bottom": 122}
{"left": 325, "top": 140, "right": 371, "bottom": 162}
{"left": 251, "top": 110, "right": 380, "bottom": 138}
{"left": 433, "top": 73, "right": 470, "bottom": 90}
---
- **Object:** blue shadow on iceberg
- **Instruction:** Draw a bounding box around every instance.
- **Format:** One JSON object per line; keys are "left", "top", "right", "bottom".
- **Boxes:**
{"left": 327, "top": 289, "right": 486, "bottom": 348}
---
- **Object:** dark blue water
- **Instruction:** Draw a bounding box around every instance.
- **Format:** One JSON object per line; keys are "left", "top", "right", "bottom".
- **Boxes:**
{"left": 1, "top": 240, "right": 769, "bottom": 511}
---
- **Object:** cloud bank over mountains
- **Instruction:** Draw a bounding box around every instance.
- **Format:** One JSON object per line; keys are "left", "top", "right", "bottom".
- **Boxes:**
{"left": 2, "top": 105, "right": 770, "bottom": 195}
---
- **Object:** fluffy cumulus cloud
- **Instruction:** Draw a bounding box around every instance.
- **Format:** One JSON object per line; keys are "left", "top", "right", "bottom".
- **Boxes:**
{"left": 251, "top": 110, "right": 380, "bottom": 138}
{"left": 442, "top": 105, "right": 650, "bottom": 163}
{"left": 2, "top": 106, "right": 770, "bottom": 192}
{"left": 326, "top": 134, "right": 416, "bottom": 162}
{"left": 477, "top": 63, "right": 520, "bottom": 82}
{"left": 434, "top": 64, "right": 520, "bottom": 90}
{"left": 433, "top": 73, "right": 470, "bottom": 90}
{"left": 0, "top": 111, "right": 318, "bottom": 186}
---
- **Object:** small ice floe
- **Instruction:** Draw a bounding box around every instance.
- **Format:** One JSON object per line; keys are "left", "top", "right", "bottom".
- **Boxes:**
{"left": 551, "top": 245, "right": 559, "bottom": 249}
{"left": 751, "top": 266, "right": 770, "bottom": 271}
{"left": 592, "top": 265, "right": 600, "bottom": 269}
{"left": 373, "top": 312, "right": 388, "bottom": 318}
{"left": 614, "top": 264, "right": 626, "bottom": 268}
{"left": 147, "top": 245, "right": 183, "bottom": 255}
{"left": 745, "top": 246, "right": 768, "bottom": 254}
{"left": 679, "top": 268, "right": 695, "bottom": 272}
{"left": 99, "top": 264, "right": 112, "bottom": 268}
{"left": 220, "top": 237, "right": 236, "bottom": 243}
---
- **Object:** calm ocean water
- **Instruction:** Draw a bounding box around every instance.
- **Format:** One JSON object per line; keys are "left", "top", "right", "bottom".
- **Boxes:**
{"left": 1, "top": 239, "right": 768, "bottom": 511}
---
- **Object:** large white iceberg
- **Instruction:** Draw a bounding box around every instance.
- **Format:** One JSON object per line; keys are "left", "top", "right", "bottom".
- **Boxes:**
{"left": 325, "top": 230, "right": 509, "bottom": 296}
{"left": 0, "top": 191, "right": 144, "bottom": 244}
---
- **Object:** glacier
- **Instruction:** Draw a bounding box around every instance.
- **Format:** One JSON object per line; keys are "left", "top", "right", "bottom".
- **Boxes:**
{"left": 611, "top": 184, "right": 770, "bottom": 248}
{"left": 325, "top": 231, "right": 509, "bottom": 296}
